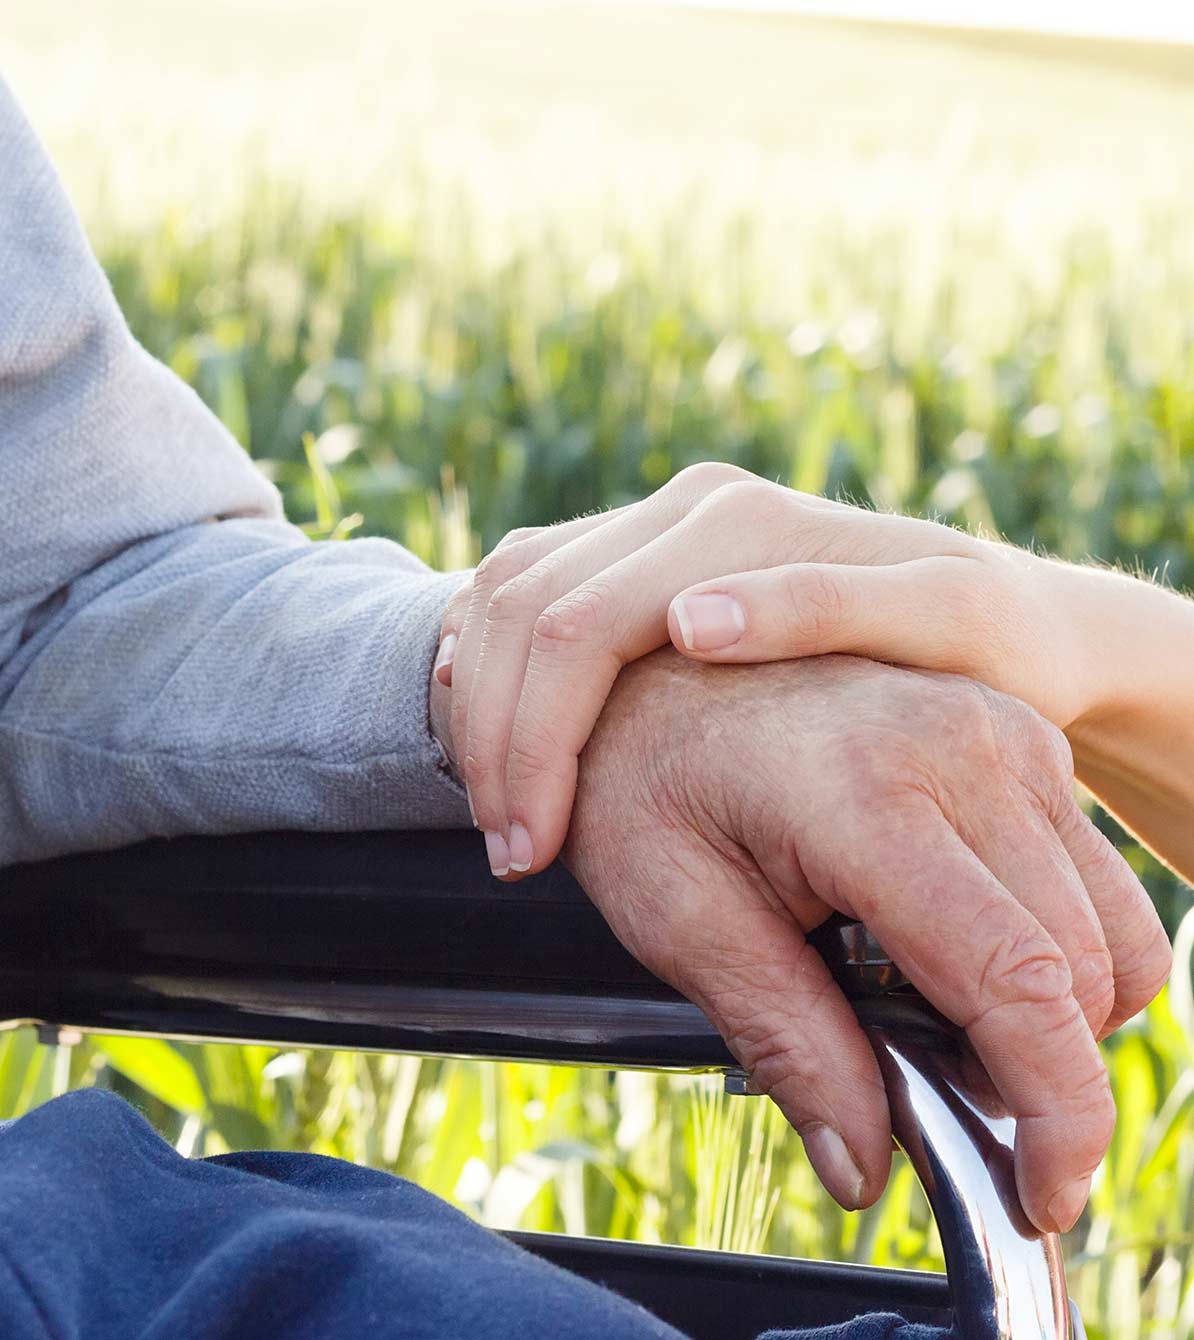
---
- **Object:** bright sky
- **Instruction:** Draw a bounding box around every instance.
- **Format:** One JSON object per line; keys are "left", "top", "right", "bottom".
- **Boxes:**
{"left": 654, "top": 0, "right": 1194, "bottom": 44}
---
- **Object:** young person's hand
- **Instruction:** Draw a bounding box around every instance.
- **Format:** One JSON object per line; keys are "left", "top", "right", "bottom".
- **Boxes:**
{"left": 436, "top": 464, "right": 1083, "bottom": 879}
{"left": 556, "top": 651, "right": 1171, "bottom": 1233}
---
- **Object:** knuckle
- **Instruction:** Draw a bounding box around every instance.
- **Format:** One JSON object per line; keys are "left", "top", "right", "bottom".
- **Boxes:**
{"left": 945, "top": 676, "right": 1003, "bottom": 736}
{"left": 1139, "top": 927, "right": 1175, "bottom": 997}
{"left": 496, "top": 525, "right": 545, "bottom": 550}
{"left": 698, "top": 479, "right": 827, "bottom": 565}
{"left": 473, "top": 545, "right": 533, "bottom": 595}
{"left": 994, "top": 693, "right": 1074, "bottom": 794}
{"left": 463, "top": 705, "right": 505, "bottom": 768}
{"left": 1116, "top": 923, "right": 1174, "bottom": 1017}
{"left": 708, "top": 477, "right": 788, "bottom": 520}
{"left": 485, "top": 571, "right": 545, "bottom": 629}
{"left": 747, "top": 1036, "right": 822, "bottom": 1100}
{"left": 832, "top": 732, "right": 924, "bottom": 815}
{"left": 531, "top": 585, "right": 611, "bottom": 657}
{"left": 1027, "top": 711, "right": 1074, "bottom": 779}
{"left": 690, "top": 952, "right": 836, "bottom": 1095}
{"left": 1073, "top": 949, "right": 1116, "bottom": 1031}
{"left": 973, "top": 919, "right": 1073, "bottom": 1020}
{"left": 781, "top": 567, "right": 852, "bottom": 649}
{"left": 460, "top": 748, "right": 491, "bottom": 793}
{"left": 463, "top": 718, "right": 522, "bottom": 801}
{"left": 718, "top": 999, "right": 823, "bottom": 1094}
{"left": 669, "top": 460, "right": 753, "bottom": 502}
{"left": 1069, "top": 810, "right": 1121, "bottom": 872}
{"left": 504, "top": 716, "right": 568, "bottom": 787}
{"left": 912, "top": 677, "right": 1006, "bottom": 773}
{"left": 1058, "top": 819, "right": 1170, "bottom": 1020}
{"left": 1062, "top": 1062, "right": 1116, "bottom": 1149}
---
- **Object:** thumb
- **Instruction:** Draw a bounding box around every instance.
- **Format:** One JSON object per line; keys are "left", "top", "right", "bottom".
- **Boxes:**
{"left": 681, "top": 901, "right": 893, "bottom": 1212}
{"left": 667, "top": 556, "right": 988, "bottom": 675}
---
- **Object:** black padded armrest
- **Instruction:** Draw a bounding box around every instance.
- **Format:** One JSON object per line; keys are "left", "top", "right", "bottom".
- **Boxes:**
{"left": 0, "top": 830, "right": 732, "bottom": 1068}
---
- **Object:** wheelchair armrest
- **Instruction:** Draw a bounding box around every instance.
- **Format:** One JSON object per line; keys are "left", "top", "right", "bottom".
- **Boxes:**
{"left": 0, "top": 830, "right": 1080, "bottom": 1339}
{"left": 0, "top": 829, "right": 731, "bottom": 1068}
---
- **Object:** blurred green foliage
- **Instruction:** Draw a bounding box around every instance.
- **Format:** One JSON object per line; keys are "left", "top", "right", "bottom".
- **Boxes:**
{"left": 6, "top": 194, "right": 1190, "bottom": 1335}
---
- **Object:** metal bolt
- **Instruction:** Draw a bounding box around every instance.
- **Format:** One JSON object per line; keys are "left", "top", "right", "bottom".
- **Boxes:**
{"left": 35, "top": 1024, "right": 83, "bottom": 1048}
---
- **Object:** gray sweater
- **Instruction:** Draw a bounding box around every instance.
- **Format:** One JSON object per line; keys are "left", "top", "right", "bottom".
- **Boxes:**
{"left": 0, "top": 77, "right": 471, "bottom": 867}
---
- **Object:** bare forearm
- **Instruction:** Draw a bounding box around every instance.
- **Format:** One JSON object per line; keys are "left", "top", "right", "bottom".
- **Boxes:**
{"left": 1053, "top": 561, "right": 1194, "bottom": 883}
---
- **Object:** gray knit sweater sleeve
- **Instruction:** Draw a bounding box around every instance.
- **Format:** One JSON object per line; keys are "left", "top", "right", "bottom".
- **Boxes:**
{"left": 0, "top": 77, "right": 471, "bottom": 866}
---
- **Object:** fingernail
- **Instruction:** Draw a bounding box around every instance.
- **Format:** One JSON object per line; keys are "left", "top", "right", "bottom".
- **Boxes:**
{"left": 1046, "top": 1174, "right": 1091, "bottom": 1233}
{"left": 803, "top": 1124, "right": 865, "bottom": 1210}
{"left": 484, "top": 830, "right": 510, "bottom": 877}
{"left": 433, "top": 633, "right": 458, "bottom": 686}
{"left": 673, "top": 594, "right": 746, "bottom": 652}
{"left": 508, "top": 822, "right": 534, "bottom": 872}
{"left": 466, "top": 787, "right": 478, "bottom": 828}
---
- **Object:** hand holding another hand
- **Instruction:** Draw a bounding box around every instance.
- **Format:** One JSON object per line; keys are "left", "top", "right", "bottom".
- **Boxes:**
{"left": 429, "top": 464, "right": 1173, "bottom": 1233}
{"left": 556, "top": 651, "right": 1169, "bottom": 1234}
{"left": 436, "top": 464, "right": 1089, "bottom": 880}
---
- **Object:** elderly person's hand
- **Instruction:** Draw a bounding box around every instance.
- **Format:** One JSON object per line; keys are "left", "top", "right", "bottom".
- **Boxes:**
{"left": 552, "top": 650, "right": 1170, "bottom": 1235}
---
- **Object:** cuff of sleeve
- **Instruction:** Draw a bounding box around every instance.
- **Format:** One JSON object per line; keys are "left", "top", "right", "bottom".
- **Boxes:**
{"left": 396, "top": 566, "right": 471, "bottom": 819}
{"left": 0, "top": 525, "right": 477, "bottom": 861}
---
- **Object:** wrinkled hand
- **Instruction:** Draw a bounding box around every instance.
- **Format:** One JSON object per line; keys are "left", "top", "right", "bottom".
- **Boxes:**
{"left": 558, "top": 650, "right": 1170, "bottom": 1233}
{"left": 434, "top": 463, "right": 1081, "bottom": 881}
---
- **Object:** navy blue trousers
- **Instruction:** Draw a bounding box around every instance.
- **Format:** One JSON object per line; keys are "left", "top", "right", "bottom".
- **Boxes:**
{"left": 0, "top": 1090, "right": 945, "bottom": 1339}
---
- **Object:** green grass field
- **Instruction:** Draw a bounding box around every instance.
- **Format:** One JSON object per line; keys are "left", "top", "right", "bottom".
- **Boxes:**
{"left": 5, "top": 4, "right": 1194, "bottom": 1333}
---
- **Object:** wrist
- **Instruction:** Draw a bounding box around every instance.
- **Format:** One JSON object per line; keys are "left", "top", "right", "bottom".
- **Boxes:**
{"left": 1023, "top": 551, "right": 1115, "bottom": 731}
{"left": 1059, "top": 561, "right": 1194, "bottom": 756}
{"left": 970, "top": 539, "right": 1100, "bottom": 730}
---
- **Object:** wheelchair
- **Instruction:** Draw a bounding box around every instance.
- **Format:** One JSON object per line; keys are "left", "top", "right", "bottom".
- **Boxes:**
{"left": 0, "top": 830, "right": 1084, "bottom": 1338}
